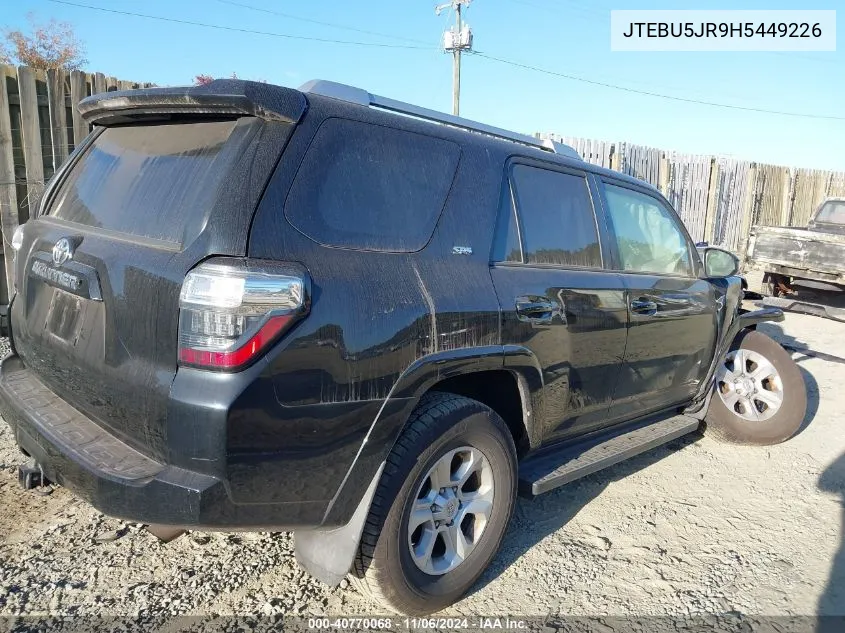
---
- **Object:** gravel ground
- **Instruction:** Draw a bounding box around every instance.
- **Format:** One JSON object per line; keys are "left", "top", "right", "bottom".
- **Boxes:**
{"left": 0, "top": 306, "right": 843, "bottom": 623}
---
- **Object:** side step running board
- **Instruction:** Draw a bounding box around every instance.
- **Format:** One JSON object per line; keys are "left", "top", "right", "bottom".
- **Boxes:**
{"left": 518, "top": 415, "right": 701, "bottom": 497}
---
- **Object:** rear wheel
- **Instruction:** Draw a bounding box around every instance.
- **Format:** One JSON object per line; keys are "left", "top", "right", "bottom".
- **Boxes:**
{"left": 705, "top": 330, "right": 806, "bottom": 445}
{"left": 763, "top": 273, "right": 790, "bottom": 297}
{"left": 763, "top": 275, "right": 777, "bottom": 297}
{"left": 351, "top": 392, "right": 517, "bottom": 615}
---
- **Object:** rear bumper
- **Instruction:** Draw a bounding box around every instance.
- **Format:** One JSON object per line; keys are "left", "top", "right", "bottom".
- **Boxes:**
{"left": 0, "top": 355, "right": 327, "bottom": 528}
{"left": 755, "top": 262, "right": 845, "bottom": 286}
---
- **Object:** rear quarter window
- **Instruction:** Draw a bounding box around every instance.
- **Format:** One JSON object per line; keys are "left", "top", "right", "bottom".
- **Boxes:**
{"left": 285, "top": 118, "right": 461, "bottom": 252}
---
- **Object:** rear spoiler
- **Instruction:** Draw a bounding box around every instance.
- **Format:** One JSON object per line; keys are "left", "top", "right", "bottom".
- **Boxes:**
{"left": 78, "top": 79, "right": 308, "bottom": 126}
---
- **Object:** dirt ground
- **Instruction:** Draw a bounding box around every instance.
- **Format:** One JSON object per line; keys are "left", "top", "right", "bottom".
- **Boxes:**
{"left": 1, "top": 296, "right": 843, "bottom": 622}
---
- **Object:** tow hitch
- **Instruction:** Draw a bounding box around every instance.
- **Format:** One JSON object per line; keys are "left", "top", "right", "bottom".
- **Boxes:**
{"left": 18, "top": 462, "right": 51, "bottom": 492}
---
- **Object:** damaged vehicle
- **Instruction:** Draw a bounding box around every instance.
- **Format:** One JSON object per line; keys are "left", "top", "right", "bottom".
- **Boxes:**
{"left": 0, "top": 79, "right": 807, "bottom": 614}
{"left": 747, "top": 197, "right": 845, "bottom": 297}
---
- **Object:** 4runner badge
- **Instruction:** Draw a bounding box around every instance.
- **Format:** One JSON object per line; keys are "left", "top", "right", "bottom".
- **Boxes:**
{"left": 52, "top": 238, "right": 73, "bottom": 267}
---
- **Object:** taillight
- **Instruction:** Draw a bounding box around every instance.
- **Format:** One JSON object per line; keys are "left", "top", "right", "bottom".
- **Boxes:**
{"left": 178, "top": 258, "right": 309, "bottom": 371}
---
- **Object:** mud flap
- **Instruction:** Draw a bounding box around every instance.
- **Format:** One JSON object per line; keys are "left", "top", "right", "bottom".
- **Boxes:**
{"left": 294, "top": 462, "right": 385, "bottom": 587}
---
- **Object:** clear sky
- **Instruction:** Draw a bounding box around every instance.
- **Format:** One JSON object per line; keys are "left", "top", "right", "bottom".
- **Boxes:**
{"left": 6, "top": 0, "right": 844, "bottom": 171}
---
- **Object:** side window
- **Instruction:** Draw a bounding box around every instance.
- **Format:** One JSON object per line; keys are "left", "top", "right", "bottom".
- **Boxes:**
{"left": 491, "top": 182, "right": 522, "bottom": 263}
{"left": 602, "top": 183, "right": 694, "bottom": 277}
{"left": 285, "top": 118, "right": 460, "bottom": 252}
{"left": 507, "top": 165, "right": 601, "bottom": 268}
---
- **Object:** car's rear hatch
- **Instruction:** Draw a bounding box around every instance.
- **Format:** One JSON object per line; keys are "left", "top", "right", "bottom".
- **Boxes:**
{"left": 10, "top": 80, "right": 306, "bottom": 461}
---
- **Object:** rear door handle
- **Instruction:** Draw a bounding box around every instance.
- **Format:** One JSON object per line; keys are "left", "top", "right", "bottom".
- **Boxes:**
{"left": 516, "top": 296, "right": 555, "bottom": 323}
{"left": 630, "top": 298, "right": 658, "bottom": 315}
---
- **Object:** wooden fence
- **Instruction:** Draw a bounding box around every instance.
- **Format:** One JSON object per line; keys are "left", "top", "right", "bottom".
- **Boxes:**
{"left": 542, "top": 133, "right": 845, "bottom": 255}
{"left": 0, "top": 64, "right": 153, "bottom": 302}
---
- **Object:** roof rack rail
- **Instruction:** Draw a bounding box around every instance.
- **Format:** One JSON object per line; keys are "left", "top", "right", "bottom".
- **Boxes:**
{"left": 299, "top": 79, "right": 581, "bottom": 160}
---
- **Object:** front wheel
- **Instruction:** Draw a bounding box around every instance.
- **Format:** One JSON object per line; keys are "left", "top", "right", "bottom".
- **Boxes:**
{"left": 705, "top": 330, "right": 806, "bottom": 445}
{"left": 351, "top": 392, "right": 517, "bottom": 615}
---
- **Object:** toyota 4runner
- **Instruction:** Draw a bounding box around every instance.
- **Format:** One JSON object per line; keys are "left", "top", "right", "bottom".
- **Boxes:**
{"left": 0, "top": 79, "right": 807, "bottom": 614}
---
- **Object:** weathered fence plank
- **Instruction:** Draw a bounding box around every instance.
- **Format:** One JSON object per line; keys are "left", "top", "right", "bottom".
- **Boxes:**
{"left": 703, "top": 159, "right": 719, "bottom": 243}
{"left": 829, "top": 173, "right": 845, "bottom": 198}
{"left": 619, "top": 142, "right": 662, "bottom": 188}
{"left": 46, "top": 68, "right": 68, "bottom": 171}
{"left": 664, "top": 153, "right": 711, "bottom": 243}
{"left": 779, "top": 170, "right": 794, "bottom": 226}
{"left": 93, "top": 72, "right": 106, "bottom": 95}
{"left": 750, "top": 165, "right": 788, "bottom": 228}
{"left": 0, "top": 69, "right": 17, "bottom": 302}
{"left": 69, "top": 70, "right": 89, "bottom": 145}
{"left": 737, "top": 163, "right": 758, "bottom": 255}
{"left": 791, "top": 169, "right": 830, "bottom": 227}
{"left": 16, "top": 66, "right": 44, "bottom": 218}
{"left": 714, "top": 158, "right": 750, "bottom": 251}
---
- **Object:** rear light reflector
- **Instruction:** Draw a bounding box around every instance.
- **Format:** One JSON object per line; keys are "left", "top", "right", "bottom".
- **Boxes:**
{"left": 178, "top": 258, "right": 309, "bottom": 371}
{"left": 178, "top": 314, "right": 293, "bottom": 369}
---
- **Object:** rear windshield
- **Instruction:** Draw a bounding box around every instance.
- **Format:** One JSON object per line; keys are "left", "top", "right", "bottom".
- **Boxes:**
{"left": 285, "top": 118, "right": 461, "bottom": 252}
{"left": 815, "top": 200, "right": 845, "bottom": 225}
{"left": 49, "top": 120, "right": 239, "bottom": 244}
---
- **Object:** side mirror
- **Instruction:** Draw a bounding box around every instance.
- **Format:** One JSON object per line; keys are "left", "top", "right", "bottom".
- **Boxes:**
{"left": 703, "top": 247, "right": 739, "bottom": 278}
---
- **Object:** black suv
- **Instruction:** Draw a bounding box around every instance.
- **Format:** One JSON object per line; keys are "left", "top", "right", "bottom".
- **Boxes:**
{"left": 0, "top": 79, "right": 807, "bottom": 614}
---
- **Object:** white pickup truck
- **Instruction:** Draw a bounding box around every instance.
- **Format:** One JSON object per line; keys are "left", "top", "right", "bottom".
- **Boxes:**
{"left": 746, "top": 197, "right": 845, "bottom": 296}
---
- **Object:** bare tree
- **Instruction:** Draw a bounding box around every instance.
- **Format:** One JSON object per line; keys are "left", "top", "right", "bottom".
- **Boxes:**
{"left": 1, "top": 14, "right": 87, "bottom": 71}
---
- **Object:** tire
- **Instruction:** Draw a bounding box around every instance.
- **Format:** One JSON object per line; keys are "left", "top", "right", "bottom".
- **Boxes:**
{"left": 351, "top": 392, "right": 517, "bottom": 615}
{"left": 764, "top": 273, "right": 791, "bottom": 298}
{"left": 763, "top": 273, "right": 779, "bottom": 297}
{"left": 705, "top": 330, "right": 806, "bottom": 445}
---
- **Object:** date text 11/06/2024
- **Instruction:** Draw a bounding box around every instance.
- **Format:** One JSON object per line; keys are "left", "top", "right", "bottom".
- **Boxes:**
{"left": 307, "top": 617, "right": 529, "bottom": 630}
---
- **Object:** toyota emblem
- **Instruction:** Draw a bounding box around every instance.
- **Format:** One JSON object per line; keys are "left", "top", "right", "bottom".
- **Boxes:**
{"left": 52, "top": 238, "right": 73, "bottom": 267}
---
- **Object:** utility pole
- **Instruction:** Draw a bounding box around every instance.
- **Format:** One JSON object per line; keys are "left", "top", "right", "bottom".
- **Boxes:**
{"left": 436, "top": 1, "right": 473, "bottom": 116}
{"left": 452, "top": 2, "right": 462, "bottom": 117}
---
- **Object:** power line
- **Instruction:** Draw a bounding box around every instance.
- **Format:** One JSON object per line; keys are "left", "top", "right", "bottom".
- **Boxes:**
{"left": 46, "top": 0, "right": 435, "bottom": 50}
{"left": 510, "top": 0, "right": 606, "bottom": 19}
{"left": 471, "top": 51, "right": 845, "bottom": 121}
{"left": 44, "top": 0, "right": 842, "bottom": 121}
{"left": 211, "top": 0, "right": 431, "bottom": 46}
